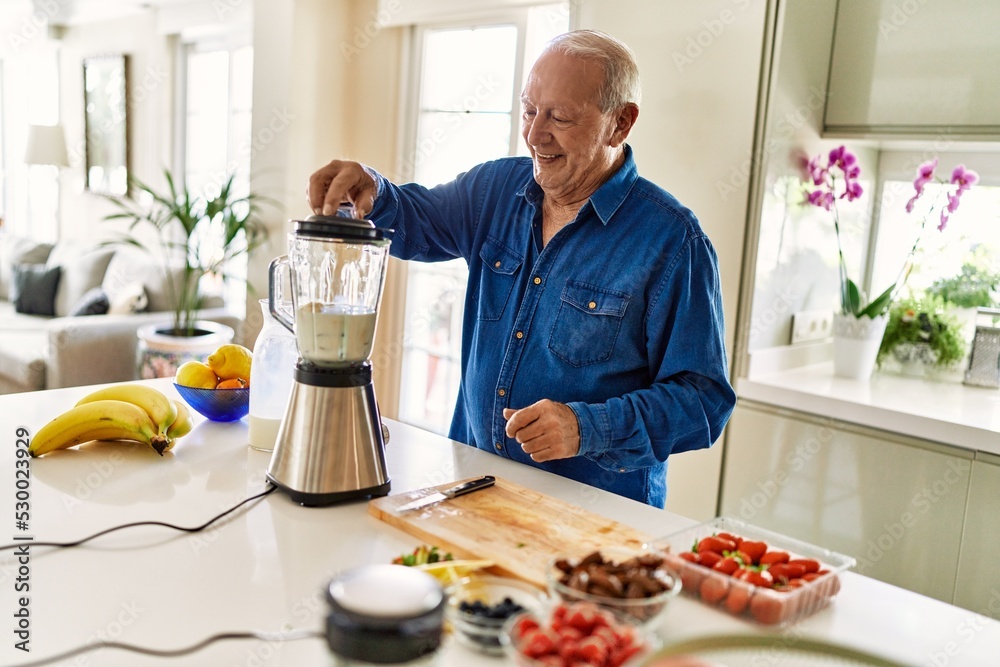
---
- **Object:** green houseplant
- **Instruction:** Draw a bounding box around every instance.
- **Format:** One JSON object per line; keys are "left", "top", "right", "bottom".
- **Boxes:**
{"left": 927, "top": 262, "right": 999, "bottom": 310}
{"left": 877, "top": 295, "right": 967, "bottom": 374}
{"left": 103, "top": 170, "right": 268, "bottom": 337}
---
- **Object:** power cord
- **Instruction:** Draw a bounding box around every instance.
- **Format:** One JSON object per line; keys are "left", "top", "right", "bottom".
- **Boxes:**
{"left": 0, "top": 484, "right": 277, "bottom": 552}
{"left": 11, "top": 627, "right": 324, "bottom": 667}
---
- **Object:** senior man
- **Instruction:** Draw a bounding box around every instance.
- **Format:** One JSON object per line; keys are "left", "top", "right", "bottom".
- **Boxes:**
{"left": 307, "top": 30, "right": 735, "bottom": 507}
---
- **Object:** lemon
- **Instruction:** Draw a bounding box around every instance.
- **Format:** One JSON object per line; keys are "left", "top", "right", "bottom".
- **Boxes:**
{"left": 207, "top": 344, "right": 253, "bottom": 382}
{"left": 175, "top": 361, "right": 219, "bottom": 389}
{"left": 415, "top": 559, "right": 495, "bottom": 586}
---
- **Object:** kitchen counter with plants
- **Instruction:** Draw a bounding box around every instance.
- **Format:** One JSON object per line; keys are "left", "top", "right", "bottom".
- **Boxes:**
{"left": 3, "top": 379, "right": 1000, "bottom": 666}
{"left": 738, "top": 360, "right": 1000, "bottom": 456}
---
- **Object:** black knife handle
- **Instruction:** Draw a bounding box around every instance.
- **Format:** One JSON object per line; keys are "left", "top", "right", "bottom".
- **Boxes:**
{"left": 444, "top": 475, "right": 496, "bottom": 498}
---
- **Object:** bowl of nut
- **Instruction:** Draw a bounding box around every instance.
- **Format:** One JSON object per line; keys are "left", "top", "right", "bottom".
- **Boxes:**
{"left": 546, "top": 546, "right": 681, "bottom": 630}
{"left": 446, "top": 575, "right": 545, "bottom": 655}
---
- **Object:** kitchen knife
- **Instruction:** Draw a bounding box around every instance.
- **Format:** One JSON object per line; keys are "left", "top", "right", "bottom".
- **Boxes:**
{"left": 396, "top": 475, "right": 496, "bottom": 512}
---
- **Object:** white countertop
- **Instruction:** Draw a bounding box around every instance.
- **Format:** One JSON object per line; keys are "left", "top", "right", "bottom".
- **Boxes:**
{"left": 2, "top": 378, "right": 999, "bottom": 666}
{"left": 738, "top": 362, "right": 1000, "bottom": 456}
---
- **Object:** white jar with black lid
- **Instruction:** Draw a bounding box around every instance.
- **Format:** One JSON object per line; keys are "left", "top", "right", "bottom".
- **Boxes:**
{"left": 325, "top": 564, "right": 446, "bottom": 666}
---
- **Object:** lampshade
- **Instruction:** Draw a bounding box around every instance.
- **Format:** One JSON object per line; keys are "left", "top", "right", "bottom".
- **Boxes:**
{"left": 24, "top": 124, "right": 69, "bottom": 167}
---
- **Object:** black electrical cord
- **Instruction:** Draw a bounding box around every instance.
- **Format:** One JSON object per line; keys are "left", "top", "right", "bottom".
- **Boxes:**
{"left": 10, "top": 628, "right": 324, "bottom": 667}
{"left": 0, "top": 484, "right": 277, "bottom": 552}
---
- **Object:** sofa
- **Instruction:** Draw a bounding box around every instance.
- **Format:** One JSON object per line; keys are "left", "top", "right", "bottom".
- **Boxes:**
{"left": 0, "top": 234, "right": 241, "bottom": 394}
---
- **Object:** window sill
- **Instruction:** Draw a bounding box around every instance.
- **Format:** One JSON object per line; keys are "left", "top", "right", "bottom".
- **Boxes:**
{"left": 738, "top": 348, "right": 1000, "bottom": 456}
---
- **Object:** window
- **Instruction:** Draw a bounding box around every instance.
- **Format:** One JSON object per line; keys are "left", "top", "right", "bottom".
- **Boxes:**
{"left": 180, "top": 40, "right": 254, "bottom": 314}
{"left": 396, "top": 7, "right": 568, "bottom": 435}
{"left": 870, "top": 151, "right": 1000, "bottom": 300}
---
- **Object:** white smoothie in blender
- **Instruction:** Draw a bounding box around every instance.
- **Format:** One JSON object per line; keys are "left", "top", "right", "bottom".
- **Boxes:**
{"left": 296, "top": 302, "right": 378, "bottom": 365}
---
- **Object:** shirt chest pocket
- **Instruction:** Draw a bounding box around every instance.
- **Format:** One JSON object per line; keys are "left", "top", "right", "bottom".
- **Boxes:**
{"left": 548, "top": 282, "right": 630, "bottom": 367}
{"left": 476, "top": 237, "right": 523, "bottom": 322}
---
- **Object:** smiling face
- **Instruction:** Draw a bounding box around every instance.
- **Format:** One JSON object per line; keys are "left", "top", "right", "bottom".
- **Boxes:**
{"left": 520, "top": 49, "right": 637, "bottom": 207}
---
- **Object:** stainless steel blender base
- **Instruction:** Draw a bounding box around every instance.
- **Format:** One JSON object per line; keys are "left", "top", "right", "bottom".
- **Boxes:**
{"left": 267, "top": 364, "right": 390, "bottom": 506}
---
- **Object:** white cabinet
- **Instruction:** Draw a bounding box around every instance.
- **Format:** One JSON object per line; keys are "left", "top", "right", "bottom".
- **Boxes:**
{"left": 954, "top": 454, "right": 1000, "bottom": 619}
{"left": 720, "top": 402, "right": 973, "bottom": 603}
{"left": 825, "top": 0, "right": 1000, "bottom": 133}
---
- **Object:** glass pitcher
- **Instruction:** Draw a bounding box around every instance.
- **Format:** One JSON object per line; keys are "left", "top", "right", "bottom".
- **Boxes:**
{"left": 248, "top": 300, "right": 298, "bottom": 452}
{"left": 269, "top": 210, "right": 392, "bottom": 367}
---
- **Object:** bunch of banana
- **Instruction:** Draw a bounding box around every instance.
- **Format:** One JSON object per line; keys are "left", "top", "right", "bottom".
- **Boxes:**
{"left": 30, "top": 385, "right": 193, "bottom": 458}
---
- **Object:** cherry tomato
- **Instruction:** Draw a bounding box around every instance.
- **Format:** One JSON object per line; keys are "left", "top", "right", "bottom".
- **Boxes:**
{"left": 739, "top": 569, "right": 775, "bottom": 588}
{"left": 674, "top": 558, "right": 704, "bottom": 593}
{"left": 759, "top": 550, "right": 790, "bottom": 566}
{"left": 767, "top": 562, "right": 807, "bottom": 582}
{"left": 723, "top": 584, "right": 750, "bottom": 614}
{"left": 698, "top": 551, "right": 724, "bottom": 569}
{"left": 713, "top": 556, "right": 741, "bottom": 575}
{"left": 699, "top": 575, "right": 730, "bottom": 604}
{"left": 788, "top": 558, "right": 821, "bottom": 574}
{"left": 515, "top": 615, "right": 540, "bottom": 637}
{"left": 575, "top": 635, "right": 610, "bottom": 664}
{"left": 737, "top": 540, "right": 768, "bottom": 564}
{"left": 716, "top": 531, "right": 743, "bottom": 544}
{"left": 697, "top": 536, "right": 737, "bottom": 554}
{"left": 727, "top": 549, "right": 752, "bottom": 566}
{"left": 750, "top": 592, "right": 785, "bottom": 625}
{"left": 521, "top": 628, "right": 556, "bottom": 658}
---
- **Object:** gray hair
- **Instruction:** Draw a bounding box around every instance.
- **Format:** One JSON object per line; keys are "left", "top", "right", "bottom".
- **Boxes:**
{"left": 545, "top": 30, "right": 642, "bottom": 112}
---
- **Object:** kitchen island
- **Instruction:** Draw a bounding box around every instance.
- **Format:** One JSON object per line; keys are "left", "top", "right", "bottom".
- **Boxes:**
{"left": 1, "top": 379, "right": 998, "bottom": 666}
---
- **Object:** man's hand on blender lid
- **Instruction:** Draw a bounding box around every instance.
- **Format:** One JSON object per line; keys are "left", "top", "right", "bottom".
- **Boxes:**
{"left": 308, "top": 160, "right": 377, "bottom": 218}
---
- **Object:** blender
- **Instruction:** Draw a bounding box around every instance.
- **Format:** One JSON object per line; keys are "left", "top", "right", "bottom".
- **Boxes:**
{"left": 266, "top": 210, "right": 392, "bottom": 505}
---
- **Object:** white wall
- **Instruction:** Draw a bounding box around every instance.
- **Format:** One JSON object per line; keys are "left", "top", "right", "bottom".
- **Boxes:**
{"left": 575, "top": 0, "right": 767, "bottom": 520}
{"left": 55, "top": 12, "right": 175, "bottom": 243}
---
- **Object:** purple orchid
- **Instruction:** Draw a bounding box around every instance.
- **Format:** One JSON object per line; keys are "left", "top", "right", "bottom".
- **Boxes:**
{"left": 906, "top": 158, "right": 939, "bottom": 212}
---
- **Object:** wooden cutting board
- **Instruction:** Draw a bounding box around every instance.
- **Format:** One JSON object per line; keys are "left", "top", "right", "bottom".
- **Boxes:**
{"left": 369, "top": 476, "right": 652, "bottom": 588}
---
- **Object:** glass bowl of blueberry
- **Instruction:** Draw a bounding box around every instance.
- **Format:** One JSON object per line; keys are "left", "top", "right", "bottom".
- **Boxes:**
{"left": 446, "top": 574, "right": 545, "bottom": 655}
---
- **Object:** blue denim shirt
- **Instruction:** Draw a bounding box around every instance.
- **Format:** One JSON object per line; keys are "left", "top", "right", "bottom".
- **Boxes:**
{"left": 367, "top": 146, "right": 735, "bottom": 507}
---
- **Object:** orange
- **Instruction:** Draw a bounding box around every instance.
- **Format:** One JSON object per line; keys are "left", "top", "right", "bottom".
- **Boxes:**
{"left": 216, "top": 378, "right": 247, "bottom": 390}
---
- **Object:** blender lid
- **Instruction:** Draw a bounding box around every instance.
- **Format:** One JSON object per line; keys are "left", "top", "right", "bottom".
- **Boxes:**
{"left": 293, "top": 213, "right": 392, "bottom": 242}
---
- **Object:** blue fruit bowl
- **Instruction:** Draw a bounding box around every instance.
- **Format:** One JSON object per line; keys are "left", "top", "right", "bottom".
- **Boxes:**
{"left": 174, "top": 384, "right": 250, "bottom": 422}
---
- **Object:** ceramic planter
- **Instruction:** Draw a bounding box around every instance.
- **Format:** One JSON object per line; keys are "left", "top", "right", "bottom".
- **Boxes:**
{"left": 136, "top": 320, "right": 235, "bottom": 379}
{"left": 832, "top": 313, "right": 888, "bottom": 381}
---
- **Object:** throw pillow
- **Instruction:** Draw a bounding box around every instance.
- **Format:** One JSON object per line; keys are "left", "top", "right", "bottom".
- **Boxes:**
{"left": 10, "top": 263, "right": 61, "bottom": 316}
{"left": 0, "top": 236, "right": 54, "bottom": 300}
{"left": 68, "top": 286, "right": 110, "bottom": 317}
{"left": 46, "top": 243, "right": 116, "bottom": 317}
{"left": 107, "top": 281, "right": 149, "bottom": 315}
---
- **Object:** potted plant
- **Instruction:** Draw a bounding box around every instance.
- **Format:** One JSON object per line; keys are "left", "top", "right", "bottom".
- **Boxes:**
{"left": 927, "top": 262, "right": 999, "bottom": 310}
{"left": 877, "top": 295, "right": 967, "bottom": 379}
{"left": 803, "top": 147, "right": 978, "bottom": 380}
{"left": 103, "top": 170, "right": 268, "bottom": 377}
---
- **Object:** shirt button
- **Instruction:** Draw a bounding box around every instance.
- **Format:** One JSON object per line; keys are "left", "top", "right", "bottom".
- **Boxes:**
{"left": 495, "top": 442, "right": 503, "bottom": 451}
{"left": 619, "top": 468, "right": 626, "bottom": 473}
{"left": 533, "top": 276, "right": 542, "bottom": 285}
{"left": 515, "top": 331, "right": 524, "bottom": 339}
{"left": 498, "top": 388, "right": 506, "bottom": 397}
{"left": 494, "top": 261, "right": 501, "bottom": 268}
{"left": 588, "top": 301, "right": 597, "bottom": 309}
